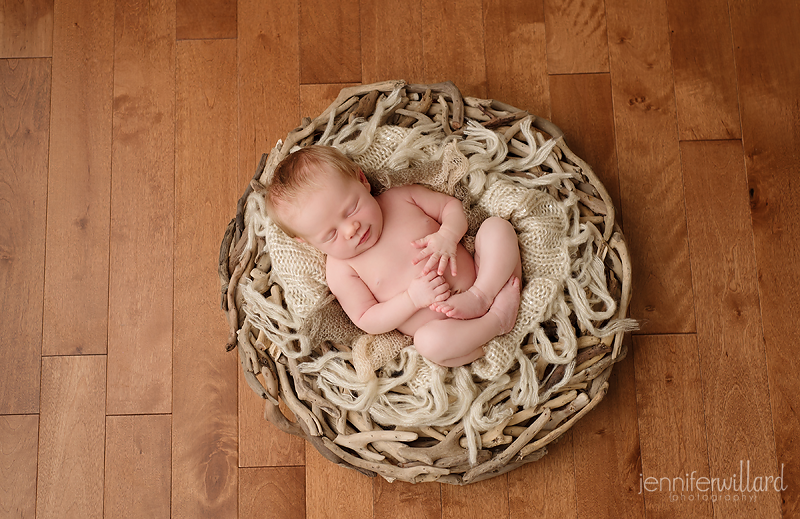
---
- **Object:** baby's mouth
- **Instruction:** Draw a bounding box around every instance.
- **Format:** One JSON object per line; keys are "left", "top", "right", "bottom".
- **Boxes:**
{"left": 358, "top": 228, "right": 370, "bottom": 246}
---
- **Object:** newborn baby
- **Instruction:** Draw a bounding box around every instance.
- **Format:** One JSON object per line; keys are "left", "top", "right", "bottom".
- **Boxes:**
{"left": 266, "top": 145, "right": 522, "bottom": 367}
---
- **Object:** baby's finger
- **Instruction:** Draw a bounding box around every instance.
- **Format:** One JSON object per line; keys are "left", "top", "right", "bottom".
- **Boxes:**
{"left": 434, "top": 291, "right": 450, "bottom": 302}
{"left": 411, "top": 238, "right": 427, "bottom": 249}
{"left": 423, "top": 270, "right": 438, "bottom": 281}
{"left": 437, "top": 255, "right": 450, "bottom": 276}
{"left": 450, "top": 256, "right": 458, "bottom": 276}
{"left": 424, "top": 254, "right": 440, "bottom": 274}
{"left": 412, "top": 248, "right": 431, "bottom": 266}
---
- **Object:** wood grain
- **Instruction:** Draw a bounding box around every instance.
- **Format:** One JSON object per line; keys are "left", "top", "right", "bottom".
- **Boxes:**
{"left": 173, "top": 38, "right": 239, "bottom": 519}
{"left": 237, "top": 0, "right": 300, "bottom": 188}
{"left": 544, "top": 0, "right": 609, "bottom": 74}
{"left": 572, "top": 343, "right": 646, "bottom": 518}
{"left": 442, "top": 475, "right": 508, "bottom": 519}
{"left": 666, "top": 0, "right": 740, "bottom": 140}
{"left": 299, "top": 0, "right": 360, "bottom": 85}
{"left": 373, "top": 478, "right": 441, "bottom": 519}
{"left": 549, "top": 73, "right": 621, "bottom": 215}
{"left": 10, "top": 1, "right": 800, "bottom": 517}
{"left": 36, "top": 355, "right": 106, "bottom": 519}
{"left": 422, "top": 0, "right": 486, "bottom": 98}
{"left": 509, "top": 433, "right": 576, "bottom": 518}
{"left": 0, "top": 415, "right": 38, "bottom": 518}
{"left": 633, "top": 334, "right": 711, "bottom": 518}
{"left": 0, "top": 58, "right": 49, "bottom": 415}
{"left": 43, "top": 0, "right": 114, "bottom": 355}
{"left": 238, "top": 368, "right": 305, "bottom": 467}
{"left": 484, "top": 0, "right": 550, "bottom": 120}
{"left": 305, "top": 444, "right": 372, "bottom": 519}
{"left": 604, "top": 0, "right": 695, "bottom": 334}
{"left": 176, "top": 0, "right": 236, "bottom": 40}
{"left": 240, "top": 467, "right": 305, "bottom": 519}
{"left": 106, "top": 0, "right": 174, "bottom": 416}
{"left": 730, "top": 1, "right": 800, "bottom": 514}
{"left": 682, "top": 139, "right": 782, "bottom": 518}
{"left": 360, "top": 0, "right": 423, "bottom": 84}
{"left": 0, "top": 0, "right": 53, "bottom": 57}
{"left": 104, "top": 415, "right": 171, "bottom": 518}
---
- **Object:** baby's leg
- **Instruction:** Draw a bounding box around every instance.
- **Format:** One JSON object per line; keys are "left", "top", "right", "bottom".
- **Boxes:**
{"left": 433, "top": 217, "right": 522, "bottom": 320}
{"left": 415, "top": 277, "right": 521, "bottom": 367}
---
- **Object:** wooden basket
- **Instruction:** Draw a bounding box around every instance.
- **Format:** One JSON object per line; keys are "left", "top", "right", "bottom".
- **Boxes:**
{"left": 218, "top": 80, "right": 633, "bottom": 485}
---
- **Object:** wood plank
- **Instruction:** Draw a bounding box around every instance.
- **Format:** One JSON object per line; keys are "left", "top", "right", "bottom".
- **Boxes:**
{"left": 43, "top": 0, "right": 114, "bottom": 355}
{"left": 483, "top": 0, "right": 550, "bottom": 120}
{"left": 422, "top": 0, "right": 486, "bottom": 98}
{"left": 666, "top": 0, "right": 740, "bottom": 140}
{"left": 0, "top": 0, "right": 53, "bottom": 57}
{"left": 0, "top": 58, "right": 49, "bottom": 414}
{"left": 106, "top": 0, "right": 175, "bottom": 416}
{"left": 299, "top": 0, "right": 360, "bottom": 85}
{"left": 305, "top": 444, "right": 372, "bottom": 519}
{"left": 240, "top": 467, "right": 305, "bottom": 519}
{"left": 176, "top": 0, "right": 236, "bottom": 40}
{"left": 36, "top": 355, "right": 106, "bottom": 519}
{"left": 173, "top": 38, "right": 239, "bottom": 519}
{"left": 682, "top": 139, "right": 782, "bottom": 517}
{"left": 238, "top": 0, "right": 299, "bottom": 188}
{"left": 572, "top": 341, "right": 646, "bottom": 518}
{"left": 543, "top": 0, "right": 609, "bottom": 74}
{"left": 633, "top": 334, "right": 711, "bottom": 518}
{"left": 373, "top": 477, "right": 441, "bottom": 519}
{"left": 104, "top": 415, "right": 171, "bottom": 518}
{"left": 442, "top": 475, "right": 508, "bottom": 519}
{"left": 360, "top": 0, "right": 423, "bottom": 84}
{"left": 0, "top": 415, "right": 38, "bottom": 518}
{"left": 238, "top": 367, "right": 305, "bottom": 467}
{"left": 729, "top": 1, "right": 800, "bottom": 515}
{"left": 509, "top": 432, "right": 576, "bottom": 518}
{"left": 604, "top": 0, "right": 695, "bottom": 334}
{"left": 549, "top": 73, "right": 620, "bottom": 213}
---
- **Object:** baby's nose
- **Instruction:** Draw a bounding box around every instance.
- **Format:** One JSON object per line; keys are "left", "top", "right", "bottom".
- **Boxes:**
{"left": 346, "top": 220, "right": 360, "bottom": 239}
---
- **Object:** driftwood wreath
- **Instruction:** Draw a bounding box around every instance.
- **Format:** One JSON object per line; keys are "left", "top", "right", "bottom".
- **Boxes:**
{"left": 219, "top": 80, "right": 635, "bottom": 485}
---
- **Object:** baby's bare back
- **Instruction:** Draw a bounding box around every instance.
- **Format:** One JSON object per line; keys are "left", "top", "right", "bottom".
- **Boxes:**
{"left": 345, "top": 187, "right": 476, "bottom": 332}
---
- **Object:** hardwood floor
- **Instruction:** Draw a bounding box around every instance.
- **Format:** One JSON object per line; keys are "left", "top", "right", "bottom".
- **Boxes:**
{"left": 1, "top": 0, "right": 798, "bottom": 517}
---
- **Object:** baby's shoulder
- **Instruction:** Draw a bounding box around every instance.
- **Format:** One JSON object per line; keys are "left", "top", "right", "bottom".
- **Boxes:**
{"left": 325, "top": 256, "right": 357, "bottom": 281}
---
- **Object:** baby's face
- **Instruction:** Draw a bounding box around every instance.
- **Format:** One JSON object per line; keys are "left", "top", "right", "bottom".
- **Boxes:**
{"left": 287, "top": 163, "right": 382, "bottom": 259}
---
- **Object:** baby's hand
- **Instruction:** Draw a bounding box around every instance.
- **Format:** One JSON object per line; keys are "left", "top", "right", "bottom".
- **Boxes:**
{"left": 412, "top": 229, "right": 459, "bottom": 276}
{"left": 407, "top": 270, "right": 450, "bottom": 309}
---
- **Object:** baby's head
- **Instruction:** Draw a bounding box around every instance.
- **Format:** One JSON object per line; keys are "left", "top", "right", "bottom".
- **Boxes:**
{"left": 266, "top": 145, "right": 364, "bottom": 236}
{"left": 266, "top": 145, "right": 382, "bottom": 259}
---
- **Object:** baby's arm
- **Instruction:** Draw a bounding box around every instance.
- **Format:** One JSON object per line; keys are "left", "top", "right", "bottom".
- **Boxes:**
{"left": 327, "top": 260, "right": 450, "bottom": 335}
{"left": 408, "top": 185, "right": 468, "bottom": 276}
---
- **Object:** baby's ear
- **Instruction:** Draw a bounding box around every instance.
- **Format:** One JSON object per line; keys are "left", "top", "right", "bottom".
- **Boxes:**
{"left": 358, "top": 168, "right": 370, "bottom": 189}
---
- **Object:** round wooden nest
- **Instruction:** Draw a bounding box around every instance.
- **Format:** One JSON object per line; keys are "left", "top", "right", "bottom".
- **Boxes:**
{"left": 219, "top": 80, "right": 633, "bottom": 485}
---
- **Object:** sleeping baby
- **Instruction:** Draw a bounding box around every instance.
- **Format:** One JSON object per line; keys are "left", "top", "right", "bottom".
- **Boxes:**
{"left": 265, "top": 145, "right": 521, "bottom": 367}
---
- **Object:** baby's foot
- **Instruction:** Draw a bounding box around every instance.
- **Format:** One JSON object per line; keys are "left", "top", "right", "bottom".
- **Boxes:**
{"left": 432, "top": 286, "right": 492, "bottom": 320}
{"left": 487, "top": 277, "right": 521, "bottom": 335}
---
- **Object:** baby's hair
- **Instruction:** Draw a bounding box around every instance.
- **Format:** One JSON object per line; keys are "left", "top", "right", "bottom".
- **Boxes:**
{"left": 266, "top": 145, "right": 362, "bottom": 237}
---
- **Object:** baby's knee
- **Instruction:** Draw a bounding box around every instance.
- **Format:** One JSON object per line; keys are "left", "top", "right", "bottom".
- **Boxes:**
{"left": 479, "top": 217, "right": 517, "bottom": 242}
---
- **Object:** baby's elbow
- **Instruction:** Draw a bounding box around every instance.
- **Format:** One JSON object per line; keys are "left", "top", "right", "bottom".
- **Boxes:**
{"left": 353, "top": 313, "right": 392, "bottom": 335}
{"left": 356, "top": 320, "right": 392, "bottom": 336}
